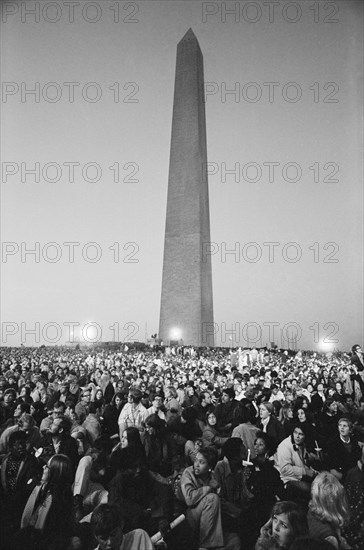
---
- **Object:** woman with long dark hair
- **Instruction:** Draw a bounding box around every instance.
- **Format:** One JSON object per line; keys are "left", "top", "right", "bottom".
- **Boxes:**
{"left": 143, "top": 413, "right": 173, "bottom": 477}
{"left": 109, "top": 426, "right": 146, "bottom": 478}
{"left": 17, "top": 454, "right": 75, "bottom": 549}
{"left": 293, "top": 406, "right": 318, "bottom": 453}
{"left": 202, "top": 411, "right": 229, "bottom": 452}
{"left": 257, "top": 402, "right": 285, "bottom": 453}
{"left": 102, "top": 391, "right": 126, "bottom": 439}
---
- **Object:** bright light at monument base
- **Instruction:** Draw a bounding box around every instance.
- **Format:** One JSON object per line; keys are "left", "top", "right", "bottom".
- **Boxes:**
{"left": 318, "top": 340, "right": 335, "bottom": 353}
{"left": 170, "top": 327, "right": 182, "bottom": 340}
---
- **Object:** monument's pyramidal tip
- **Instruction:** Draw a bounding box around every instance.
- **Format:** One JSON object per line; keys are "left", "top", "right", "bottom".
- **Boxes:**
{"left": 180, "top": 27, "right": 198, "bottom": 43}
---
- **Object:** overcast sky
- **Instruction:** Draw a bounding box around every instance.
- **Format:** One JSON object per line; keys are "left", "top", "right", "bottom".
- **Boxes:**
{"left": 1, "top": 0, "right": 363, "bottom": 350}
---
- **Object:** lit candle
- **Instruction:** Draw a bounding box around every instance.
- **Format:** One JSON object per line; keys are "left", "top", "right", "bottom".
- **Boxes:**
{"left": 247, "top": 449, "right": 251, "bottom": 463}
{"left": 315, "top": 440, "right": 319, "bottom": 449}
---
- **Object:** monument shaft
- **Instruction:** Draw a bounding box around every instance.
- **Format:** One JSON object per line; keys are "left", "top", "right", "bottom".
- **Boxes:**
{"left": 159, "top": 29, "right": 214, "bottom": 346}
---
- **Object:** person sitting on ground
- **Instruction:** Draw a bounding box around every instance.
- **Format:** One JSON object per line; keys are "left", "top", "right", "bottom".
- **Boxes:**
{"left": 39, "top": 414, "right": 79, "bottom": 470}
{"left": 214, "top": 437, "right": 253, "bottom": 541}
{"left": 109, "top": 426, "right": 146, "bottom": 478}
{"left": 181, "top": 446, "right": 241, "bottom": 550}
{"left": 75, "top": 388, "right": 92, "bottom": 424}
{"left": 245, "top": 431, "right": 285, "bottom": 536}
{"left": 255, "top": 500, "right": 308, "bottom": 550}
{"left": 0, "top": 430, "right": 41, "bottom": 545}
{"left": 231, "top": 403, "right": 261, "bottom": 459}
{"left": 145, "top": 394, "right": 166, "bottom": 422}
{"left": 117, "top": 388, "right": 148, "bottom": 439}
{"left": 91, "top": 503, "right": 154, "bottom": 550}
{"left": 202, "top": 411, "right": 229, "bottom": 453}
{"left": 108, "top": 459, "right": 173, "bottom": 538}
{"left": 39, "top": 401, "right": 66, "bottom": 436}
{"left": 343, "top": 441, "right": 364, "bottom": 550}
{"left": 16, "top": 454, "right": 76, "bottom": 550}
{"left": 325, "top": 417, "right": 362, "bottom": 483}
{"left": 143, "top": 413, "right": 173, "bottom": 477}
{"left": 307, "top": 471, "right": 350, "bottom": 549}
{"left": 214, "top": 387, "right": 239, "bottom": 437}
{"left": 0, "top": 401, "right": 31, "bottom": 436}
{"left": 275, "top": 424, "right": 318, "bottom": 506}
{"left": 193, "top": 391, "right": 215, "bottom": 431}
{"left": 73, "top": 437, "right": 111, "bottom": 522}
{"left": 318, "top": 398, "right": 342, "bottom": 445}
{"left": 0, "top": 412, "right": 41, "bottom": 458}
{"left": 281, "top": 403, "right": 296, "bottom": 438}
{"left": 102, "top": 392, "right": 126, "bottom": 439}
{"left": 257, "top": 401, "right": 285, "bottom": 454}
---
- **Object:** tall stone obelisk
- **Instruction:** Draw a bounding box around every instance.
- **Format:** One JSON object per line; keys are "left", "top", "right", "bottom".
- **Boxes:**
{"left": 159, "top": 28, "right": 214, "bottom": 347}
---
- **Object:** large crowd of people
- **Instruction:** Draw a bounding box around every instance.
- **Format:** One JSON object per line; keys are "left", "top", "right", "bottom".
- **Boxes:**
{"left": 0, "top": 343, "right": 363, "bottom": 550}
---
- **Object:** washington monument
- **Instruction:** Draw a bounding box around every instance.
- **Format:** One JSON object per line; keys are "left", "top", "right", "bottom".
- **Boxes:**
{"left": 159, "top": 29, "right": 214, "bottom": 347}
